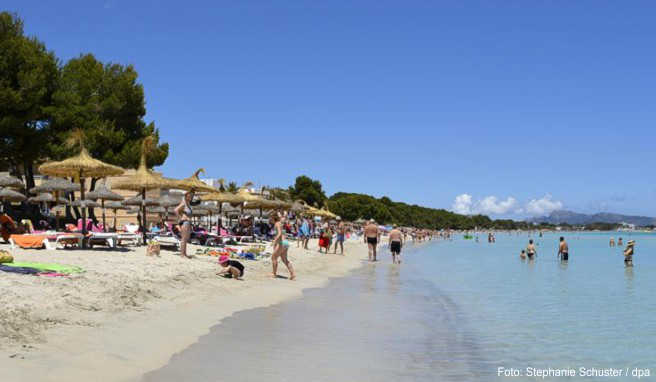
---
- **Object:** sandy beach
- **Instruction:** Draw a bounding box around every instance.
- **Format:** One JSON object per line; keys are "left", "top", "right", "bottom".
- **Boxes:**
{"left": 0, "top": 239, "right": 368, "bottom": 382}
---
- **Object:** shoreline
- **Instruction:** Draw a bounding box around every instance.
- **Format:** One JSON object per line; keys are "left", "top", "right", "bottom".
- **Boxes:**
{"left": 0, "top": 239, "right": 370, "bottom": 382}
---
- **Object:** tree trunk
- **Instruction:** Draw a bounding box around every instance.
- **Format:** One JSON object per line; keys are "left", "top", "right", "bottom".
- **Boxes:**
{"left": 87, "top": 178, "right": 98, "bottom": 223}
{"left": 23, "top": 159, "right": 35, "bottom": 196}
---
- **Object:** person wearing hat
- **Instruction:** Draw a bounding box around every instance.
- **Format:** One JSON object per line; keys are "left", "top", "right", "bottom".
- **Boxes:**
{"left": 333, "top": 217, "right": 346, "bottom": 255}
{"left": 623, "top": 240, "right": 635, "bottom": 267}
{"left": 217, "top": 255, "right": 245, "bottom": 280}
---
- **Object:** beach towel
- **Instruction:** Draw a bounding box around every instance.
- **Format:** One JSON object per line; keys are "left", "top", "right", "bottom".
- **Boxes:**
{"left": 4, "top": 262, "right": 84, "bottom": 274}
{"left": 0, "top": 264, "right": 40, "bottom": 275}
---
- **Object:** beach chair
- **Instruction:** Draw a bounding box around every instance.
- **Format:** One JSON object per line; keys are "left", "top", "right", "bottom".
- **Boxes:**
{"left": 152, "top": 235, "right": 180, "bottom": 250}
{"left": 88, "top": 232, "right": 118, "bottom": 248}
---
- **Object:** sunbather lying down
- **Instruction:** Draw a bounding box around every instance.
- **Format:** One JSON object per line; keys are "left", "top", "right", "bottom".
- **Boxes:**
{"left": 217, "top": 255, "right": 244, "bottom": 280}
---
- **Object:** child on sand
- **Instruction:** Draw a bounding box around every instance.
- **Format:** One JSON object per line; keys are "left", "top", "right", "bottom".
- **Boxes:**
{"left": 217, "top": 255, "right": 244, "bottom": 280}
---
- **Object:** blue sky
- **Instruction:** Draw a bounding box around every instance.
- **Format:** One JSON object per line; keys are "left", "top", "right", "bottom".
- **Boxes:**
{"left": 7, "top": 1, "right": 656, "bottom": 217}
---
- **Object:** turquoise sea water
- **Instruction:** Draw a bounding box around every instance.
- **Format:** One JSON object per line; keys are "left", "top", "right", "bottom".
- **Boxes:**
{"left": 144, "top": 232, "right": 656, "bottom": 381}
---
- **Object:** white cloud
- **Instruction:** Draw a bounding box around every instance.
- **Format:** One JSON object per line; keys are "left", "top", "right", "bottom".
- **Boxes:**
{"left": 452, "top": 193, "right": 473, "bottom": 215}
{"left": 525, "top": 194, "right": 563, "bottom": 216}
{"left": 478, "top": 196, "right": 518, "bottom": 214}
{"left": 451, "top": 193, "right": 563, "bottom": 216}
{"left": 452, "top": 194, "right": 518, "bottom": 215}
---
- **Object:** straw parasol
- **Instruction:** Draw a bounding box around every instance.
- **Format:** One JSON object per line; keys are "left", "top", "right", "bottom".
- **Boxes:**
{"left": 104, "top": 200, "right": 128, "bottom": 231}
{"left": 0, "top": 187, "right": 27, "bottom": 203}
{"left": 112, "top": 136, "right": 176, "bottom": 243}
{"left": 70, "top": 199, "right": 101, "bottom": 209}
{"left": 30, "top": 177, "right": 78, "bottom": 194}
{"left": 38, "top": 131, "right": 124, "bottom": 237}
{"left": 27, "top": 193, "right": 69, "bottom": 205}
{"left": 172, "top": 168, "right": 216, "bottom": 193}
{"left": 0, "top": 175, "right": 24, "bottom": 189}
{"left": 156, "top": 194, "right": 181, "bottom": 221}
{"left": 123, "top": 195, "right": 159, "bottom": 207}
{"left": 86, "top": 181, "right": 124, "bottom": 232}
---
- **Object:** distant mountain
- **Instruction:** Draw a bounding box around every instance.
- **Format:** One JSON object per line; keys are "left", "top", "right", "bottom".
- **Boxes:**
{"left": 529, "top": 210, "right": 656, "bottom": 226}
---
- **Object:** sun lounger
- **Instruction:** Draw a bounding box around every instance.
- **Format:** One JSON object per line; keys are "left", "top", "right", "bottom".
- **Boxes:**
{"left": 116, "top": 233, "right": 141, "bottom": 246}
{"left": 87, "top": 232, "right": 118, "bottom": 248}
{"left": 152, "top": 235, "right": 180, "bottom": 250}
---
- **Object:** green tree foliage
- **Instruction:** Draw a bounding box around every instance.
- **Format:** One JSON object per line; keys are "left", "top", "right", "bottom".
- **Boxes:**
{"left": 46, "top": 53, "right": 168, "bottom": 170}
{"left": 227, "top": 181, "right": 238, "bottom": 193}
{"left": 288, "top": 175, "right": 326, "bottom": 207}
{"left": 0, "top": 12, "right": 59, "bottom": 189}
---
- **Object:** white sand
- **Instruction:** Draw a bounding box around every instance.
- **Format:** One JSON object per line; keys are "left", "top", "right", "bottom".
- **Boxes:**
{"left": 0, "top": 239, "right": 369, "bottom": 382}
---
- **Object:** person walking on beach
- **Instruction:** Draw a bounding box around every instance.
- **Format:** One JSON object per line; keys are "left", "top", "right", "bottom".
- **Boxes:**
{"left": 270, "top": 213, "right": 296, "bottom": 280}
{"left": 526, "top": 239, "right": 537, "bottom": 259}
{"left": 174, "top": 191, "right": 195, "bottom": 259}
{"left": 558, "top": 237, "right": 569, "bottom": 261}
{"left": 364, "top": 219, "right": 379, "bottom": 262}
{"left": 333, "top": 218, "right": 346, "bottom": 255}
{"left": 389, "top": 225, "right": 403, "bottom": 264}
{"left": 623, "top": 240, "right": 635, "bottom": 267}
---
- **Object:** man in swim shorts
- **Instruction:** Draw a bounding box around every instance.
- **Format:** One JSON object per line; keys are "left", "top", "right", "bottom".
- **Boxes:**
{"left": 624, "top": 240, "right": 634, "bottom": 267}
{"left": 333, "top": 218, "right": 346, "bottom": 255}
{"left": 526, "top": 239, "right": 536, "bottom": 259}
{"left": 388, "top": 225, "right": 403, "bottom": 264}
{"left": 364, "top": 219, "right": 379, "bottom": 262}
{"left": 558, "top": 236, "right": 569, "bottom": 261}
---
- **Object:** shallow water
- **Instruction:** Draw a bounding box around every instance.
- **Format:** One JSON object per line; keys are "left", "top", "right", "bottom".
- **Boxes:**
{"left": 143, "top": 232, "right": 656, "bottom": 381}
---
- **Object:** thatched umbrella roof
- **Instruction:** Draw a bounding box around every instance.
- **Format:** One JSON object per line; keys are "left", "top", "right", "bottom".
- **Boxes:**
{"left": 105, "top": 201, "right": 127, "bottom": 210}
{"left": 146, "top": 206, "right": 166, "bottom": 214}
{"left": 157, "top": 194, "right": 181, "bottom": 208}
{"left": 86, "top": 181, "right": 123, "bottom": 201}
{"left": 200, "top": 191, "right": 243, "bottom": 204}
{"left": 70, "top": 199, "right": 100, "bottom": 208}
{"left": 0, "top": 187, "right": 26, "bottom": 202}
{"left": 171, "top": 168, "right": 216, "bottom": 193}
{"left": 291, "top": 200, "right": 309, "bottom": 213}
{"left": 191, "top": 207, "right": 209, "bottom": 216}
{"left": 0, "top": 175, "right": 24, "bottom": 189}
{"left": 111, "top": 155, "right": 175, "bottom": 192}
{"left": 124, "top": 195, "right": 159, "bottom": 207}
{"left": 27, "top": 193, "right": 69, "bottom": 205}
{"left": 39, "top": 148, "right": 124, "bottom": 179}
{"left": 201, "top": 203, "right": 221, "bottom": 214}
{"left": 30, "top": 177, "right": 78, "bottom": 194}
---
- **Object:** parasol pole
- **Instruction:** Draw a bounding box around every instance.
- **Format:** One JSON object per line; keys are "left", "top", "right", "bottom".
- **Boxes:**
{"left": 79, "top": 169, "right": 87, "bottom": 240}
{"left": 101, "top": 199, "right": 107, "bottom": 232}
{"left": 141, "top": 188, "right": 147, "bottom": 245}
{"left": 217, "top": 203, "right": 222, "bottom": 235}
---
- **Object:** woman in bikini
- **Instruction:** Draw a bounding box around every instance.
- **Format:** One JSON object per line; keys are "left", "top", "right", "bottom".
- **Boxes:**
{"left": 174, "top": 191, "right": 195, "bottom": 258}
{"left": 270, "top": 212, "right": 296, "bottom": 280}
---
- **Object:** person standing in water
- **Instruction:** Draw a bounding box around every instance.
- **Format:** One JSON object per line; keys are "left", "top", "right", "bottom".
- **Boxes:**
{"left": 618, "top": 237, "right": 623, "bottom": 246}
{"left": 623, "top": 240, "right": 635, "bottom": 267}
{"left": 364, "top": 219, "right": 379, "bottom": 262}
{"left": 520, "top": 249, "right": 527, "bottom": 259}
{"left": 270, "top": 213, "right": 296, "bottom": 280}
{"left": 388, "top": 225, "right": 403, "bottom": 264}
{"left": 610, "top": 237, "right": 615, "bottom": 247}
{"left": 558, "top": 236, "right": 569, "bottom": 261}
{"left": 526, "top": 239, "right": 537, "bottom": 259}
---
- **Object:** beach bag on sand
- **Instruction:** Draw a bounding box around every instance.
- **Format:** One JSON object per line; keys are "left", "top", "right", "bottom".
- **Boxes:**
{"left": 146, "top": 242, "right": 160, "bottom": 256}
{"left": 0, "top": 250, "right": 13, "bottom": 264}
